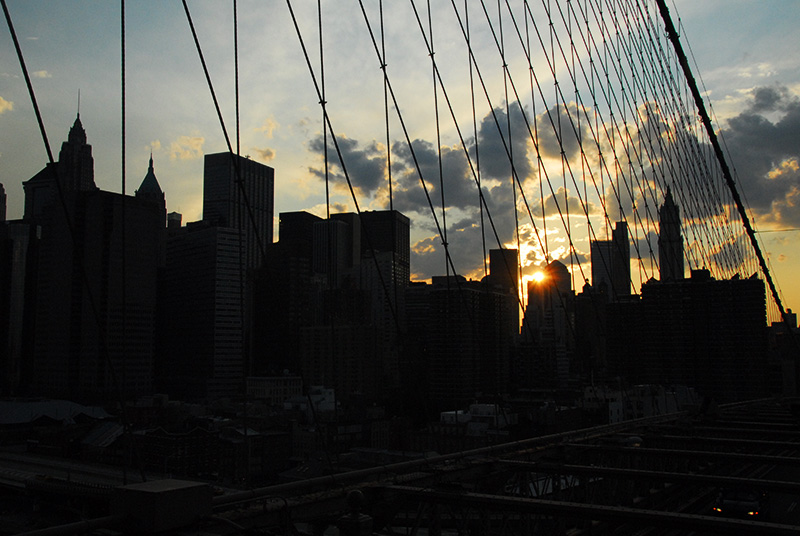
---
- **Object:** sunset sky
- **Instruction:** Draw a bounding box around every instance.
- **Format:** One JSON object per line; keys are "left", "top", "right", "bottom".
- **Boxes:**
{"left": 1, "top": 0, "right": 799, "bottom": 318}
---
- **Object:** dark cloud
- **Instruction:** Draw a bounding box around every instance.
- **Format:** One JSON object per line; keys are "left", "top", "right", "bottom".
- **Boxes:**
{"left": 473, "top": 101, "right": 534, "bottom": 182}
{"left": 748, "top": 86, "right": 793, "bottom": 114}
{"left": 389, "top": 138, "right": 477, "bottom": 214}
{"left": 720, "top": 85, "right": 800, "bottom": 226}
{"left": 535, "top": 102, "right": 593, "bottom": 163}
{"left": 308, "top": 134, "right": 386, "bottom": 196}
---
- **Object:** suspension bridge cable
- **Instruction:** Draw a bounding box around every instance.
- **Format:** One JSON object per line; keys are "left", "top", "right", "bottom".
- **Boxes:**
{"left": 655, "top": 0, "right": 789, "bottom": 324}
{"left": 465, "top": 1, "right": 489, "bottom": 278}
{"left": 181, "top": 0, "right": 268, "bottom": 268}
{"left": 285, "top": 0, "right": 402, "bottom": 334}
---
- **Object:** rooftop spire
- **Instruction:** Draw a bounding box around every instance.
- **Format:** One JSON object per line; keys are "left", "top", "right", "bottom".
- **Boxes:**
{"left": 137, "top": 153, "right": 164, "bottom": 199}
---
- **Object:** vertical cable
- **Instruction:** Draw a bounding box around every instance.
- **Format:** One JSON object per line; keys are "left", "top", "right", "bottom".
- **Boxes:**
{"left": 426, "top": 0, "right": 448, "bottom": 278}
{"left": 466, "top": 1, "right": 488, "bottom": 277}
{"left": 119, "top": 0, "right": 130, "bottom": 484}
{"left": 380, "top": 0, "right": 392, "bottom": 213}
{"left": 120, "top": 0, "right": 127, "bottom": 403}
{"left": 319, "top": 0, "right": 330, "bottom": 219}
{"left": 498, "top": 0, "right": 522, "bottom": 296}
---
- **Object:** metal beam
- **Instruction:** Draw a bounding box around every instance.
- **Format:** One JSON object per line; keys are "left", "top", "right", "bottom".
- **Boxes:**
{"left": 564, "top": 444, "right": 800, "bottom": 466}
{"left": 501, "top": 461, "right": 800, "bottom": 493}
{"left": 654, "top": 435, "right": 800, "bottom": 451}
{"left": 381, "top": 485, "right": 798, "bottom": 535}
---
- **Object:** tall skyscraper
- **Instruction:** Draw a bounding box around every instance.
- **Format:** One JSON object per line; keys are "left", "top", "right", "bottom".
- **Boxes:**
{"left": 521, "top": 260, "right": 574, "bottom": 388}
{"left": 359, "top": 210, "right": 411, "bottom": 287}
{"left": 591, "top": 221, "right": 630, "bottom": 300}
{"left": 489, "top": 248, "right": 519, "bottom": 296}
{"left": 404, "top": 274, "right": 516, "bottom": 413}
{"left": 639, "top": 270, "right": 769, "bottom": 402}
{"left": 0, "top": 183, "right": 6, "bottom": 222}
{"left": 160, "top": 222, "right": 245, "bottom": 400}
{"left": 24, "top": 117, "right": 164, "bottom": 401}
{"left": 23, "top": 115, "right": 98, "bottom": 221}
{"left": 314, "top": 217, "right": 360, "bottom": 288}
{"left": 159, "top": 153, "right": 274, "bottom": 400}
{"left": 203, "top": 152, "right": 274, "bottom": 269}
{"left": 658, "top": 187, "right": 684, "bottom": 281}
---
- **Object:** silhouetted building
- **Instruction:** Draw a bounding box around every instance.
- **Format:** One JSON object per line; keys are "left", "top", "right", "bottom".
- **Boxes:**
{"left": 0, "top": 220, "right": 38, "bottom": 396}
{"left": 769, "top": 310, "right": 800, "bottom": 396}
{"left": 358, "top": 211, "right": 411, "bottom": 393}
{"left": 0, "top": 183, "right": 5, "bottom": 222}
{"left": 250, "top": 212, "right": 321, "bottom": 376}
{"left": 360, "top": 210, "right": 411, "bottom": 286}
{"left": 658, "top": 188, "right": 684, "bottom": 281}
{"left": 591, "top": 222, "right": 630, "bottom": 300}
{"left": 158, "top": 154, "right": 275, "bottom": 400}
{"left": 404, "top": 272, "right": 516, "bottom": 415}
{"left": 21, "top": 117, "right": 164, "bottom": 400}
{"left": 488, "top": 248, "right": 519, "bottom": 296}
{"left": 160, "top": 222, "right": 245, "bottom": 400}
{"left": 639, "top": 270, "right": 769, "bottom": 402}
{"left": 203, "top": 152, "right": 274, "bottom": 269}
{"left": 314, "top": 216, "right": 360, "bottom": 288}
{"left": 520, "top": 260, "right": 574, "bottom": 388}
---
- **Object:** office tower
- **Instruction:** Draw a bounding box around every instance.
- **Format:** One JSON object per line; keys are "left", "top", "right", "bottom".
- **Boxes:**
{"left": 57, "top": 114, "right": 95, "bottom": 191}
{"left": 658, "top": 187, "right": 684, "bottom": 281}
{"left": 161, "top": 222, "right": 245, "bottom": 400}
{"left": 314, "top": 216, "right": 360, "bottom": 288}
{"left": 203, "top": 152, "right": 274, "bottom": 269}
{"left": 250, "top": 211, "right": 321, "bottom": 376}
{"left": 161, "top": 152, "right": 270, "bottom": 400}
{"left": 639, "top": 270, "right": 768, "bottom": 402}
{"left": 359, "top": 210, "right": 411, "bottom": 286}
{"left": 404, "top": 274, "right": 516, "bottom": 413}
{"left": 590, "top": 221, "right": 630, "bottom": 300}
{"left": 24, "top": 118, "right": 163, "bottom": 400}
{"left": 0, "top": 183, "right": 6, "bottom": 222}
{"left": 521, "top": 260, "right": 574, "bottom": 387}
{"left": 23, "top": 115, "right": 98, "bottom": 222}
{"left": 2, "top": 188, "right": 38, "bottom": 396}
{"left": 489, "top": 248, "right": 519, "bottom": 295}
{"left": 279, "top": 211, "right": 321, "bottom": 258}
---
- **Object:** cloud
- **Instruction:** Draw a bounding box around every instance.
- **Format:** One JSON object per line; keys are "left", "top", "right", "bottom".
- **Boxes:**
{"left": 169, "top": 136, "right": 205, "bottom": 160}
{"left": 748, "top": 86, "right": 792, "bottom": 114}
{"left": 719, "top": 85, "right": 800, "bottom": 226}
{"left": 253, "top": 147, "right": 276, "bottom": 162}
{"left": 308, "top": 133, "right": 387, "bottom": 197}
{"left": 473, "top": 101, "right": 534, "bottom": 182}
{"left": 535, "top": 102, "right": 593, "bottom": 163}
{"left": 390, "top": 138, "right": 478, "bottom": 216}
{"left": 149, "top": 140, "right": 162, "bottom": 152}
{"left": 256, "top": 117, "right": 278, "bottom": 138}
{"left": 0, "top": 96, "right": 12, "bottom": 114}
{"left": 31, "top": 70, "right": 51, "bottom": 79}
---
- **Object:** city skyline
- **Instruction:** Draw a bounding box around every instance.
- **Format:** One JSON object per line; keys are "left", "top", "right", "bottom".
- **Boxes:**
{"left": 1, "top": 1, "right": 799, "bottom": 315}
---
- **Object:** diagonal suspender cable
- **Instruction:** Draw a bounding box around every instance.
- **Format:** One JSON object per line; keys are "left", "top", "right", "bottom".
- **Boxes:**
{"left": 285, "top": 0, "right": 402, "bottom": 333}
{"left": 181, "top": 0, "right": 268, "bottom": 268}
{"left": 655, "top": 0, "right": 789, "bottom": 324}
{"left": 465, "top": 1, "right": 489, "bottom": 278}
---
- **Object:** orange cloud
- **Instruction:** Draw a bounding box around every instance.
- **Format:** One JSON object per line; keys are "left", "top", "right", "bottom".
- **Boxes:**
{"left": 0, "top": 96, "right": 12, "bottom": 114}
{"left": 253, "top": 147, "right": 275, "bottom": 162}
{"left": 256, "top": 117, "right": 278, "bottom": 138}
{"left": 169, "top": 136, "right": 204, "bottom": 160}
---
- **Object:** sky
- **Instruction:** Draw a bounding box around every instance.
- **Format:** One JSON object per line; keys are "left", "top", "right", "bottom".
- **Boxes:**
{"left": 1, "top": 0, "right": 799, "bottom": 320}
